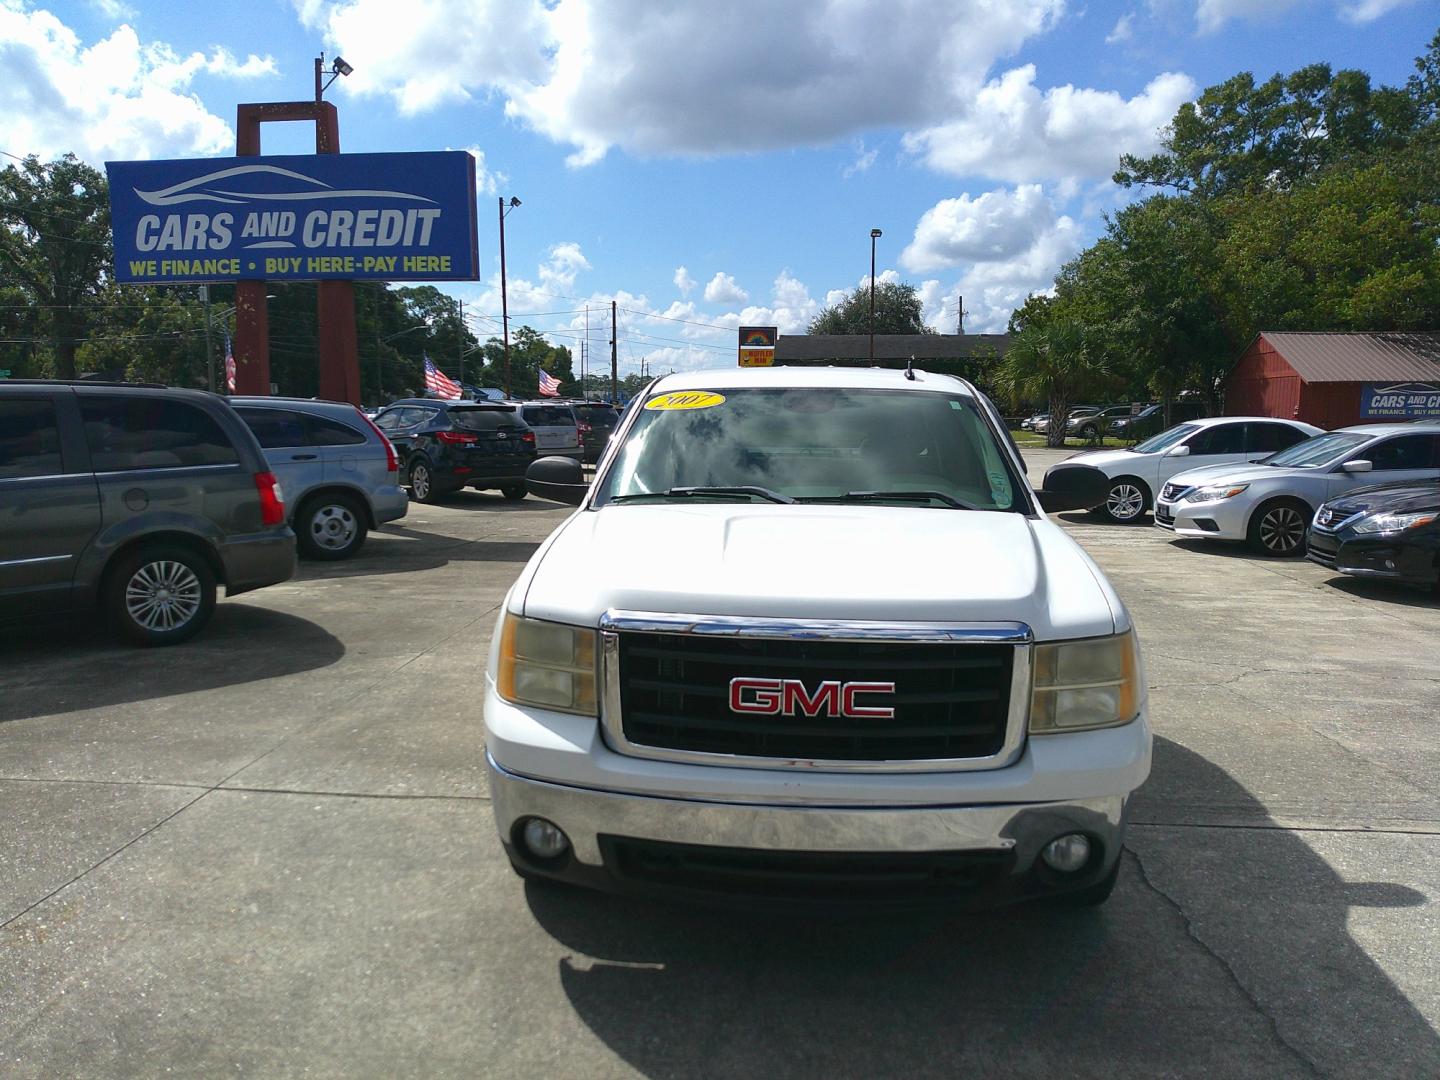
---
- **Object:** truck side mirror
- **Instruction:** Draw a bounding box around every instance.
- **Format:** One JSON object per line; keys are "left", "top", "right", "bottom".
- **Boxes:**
{"left": 1035, "top": 464, "right": 1109, "bottom": 513}
{"left": 527, "top": 456, "right": 589, "bottom": 505}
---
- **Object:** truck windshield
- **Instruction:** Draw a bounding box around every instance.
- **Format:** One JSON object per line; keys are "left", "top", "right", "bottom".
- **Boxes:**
{"left": 594, "top": 387, "right": 1024, "bottom": 511}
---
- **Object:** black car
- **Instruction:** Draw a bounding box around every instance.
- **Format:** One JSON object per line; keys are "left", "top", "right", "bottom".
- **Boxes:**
{"left": 1, "top": 381, "right": 296, "bottom": 644}
{"left": 1307, "top": 479, "right": 1439, "bottom": 590}
{"left": 373, "top": 399, "right": 537, "bottom": 503}
{"left": 1109, "top": 401, "right": 1206, "bottom": 441}
{"left": 571, "top": 401, "right": 620, "bottom": 463}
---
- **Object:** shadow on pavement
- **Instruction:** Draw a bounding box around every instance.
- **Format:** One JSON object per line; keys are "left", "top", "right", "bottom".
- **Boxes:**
{"left": 1322, "top": 574, "right": 1439, "bottom": 609}
{"left": 522, "top": 737, "right": 1437, "bottom": 1077}
{"left": 0, "top": 605, "right": 344, "bottom": 723}
{"left": 294, "top": 525, "right": 541, "bottom": 580}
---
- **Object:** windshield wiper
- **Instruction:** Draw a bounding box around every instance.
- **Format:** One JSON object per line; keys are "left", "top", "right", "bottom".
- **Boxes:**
{"left": 804, "top": 490, "right": 981, "bottom": 510}
{"left": 611, "top": 485, "right": 797, "bottom": 504}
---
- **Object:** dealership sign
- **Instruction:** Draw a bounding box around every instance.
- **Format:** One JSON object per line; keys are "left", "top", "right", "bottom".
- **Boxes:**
{"left": 1360, "top": 382, "right": 1440, "bottom": 420}
{"left": 105, "top": 151, "right": 479, "bottom": 284}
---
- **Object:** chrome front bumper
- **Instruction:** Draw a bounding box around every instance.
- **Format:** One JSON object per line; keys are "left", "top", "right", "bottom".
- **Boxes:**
{"left": 488, "top": 753, "right": 1128, "bottom": 901}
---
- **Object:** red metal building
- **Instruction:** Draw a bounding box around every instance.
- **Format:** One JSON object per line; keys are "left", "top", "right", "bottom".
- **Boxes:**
{"left": 1224, "top": 332, "right": 1440, "bottom": 428}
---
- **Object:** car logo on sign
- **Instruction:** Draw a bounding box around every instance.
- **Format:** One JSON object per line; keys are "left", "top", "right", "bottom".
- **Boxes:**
{"left": 729, "top": 677, "right": 896, "bottom": 719}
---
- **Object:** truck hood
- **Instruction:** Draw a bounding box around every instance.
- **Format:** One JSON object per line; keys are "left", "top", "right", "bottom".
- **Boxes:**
{"left": 518, "top": 504, "right": 1121, "bottom": 640}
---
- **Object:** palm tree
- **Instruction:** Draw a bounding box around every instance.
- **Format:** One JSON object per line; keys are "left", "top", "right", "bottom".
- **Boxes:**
{"left": 995, "top": 321, "right": 1109, "bottom": 448}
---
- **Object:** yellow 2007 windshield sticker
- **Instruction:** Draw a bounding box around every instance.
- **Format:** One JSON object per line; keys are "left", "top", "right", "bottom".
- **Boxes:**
{"left": 644, "top": 391, "right": 726, "bottom": 411}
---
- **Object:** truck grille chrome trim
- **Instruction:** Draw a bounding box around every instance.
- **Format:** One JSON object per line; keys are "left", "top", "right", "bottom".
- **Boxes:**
{"left": 598, "top": 611, "right": 1032, "bottom": 773}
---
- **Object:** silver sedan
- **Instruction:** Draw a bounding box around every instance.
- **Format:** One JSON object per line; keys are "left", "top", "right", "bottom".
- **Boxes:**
{"left": 1154, "top": 423, "right": 1440, "bottom": 556}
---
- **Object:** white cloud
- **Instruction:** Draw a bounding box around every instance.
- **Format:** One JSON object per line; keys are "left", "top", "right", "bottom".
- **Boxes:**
{"left": 703, "top": 271, "right": 749, "bottom": 305}
{"left": 300, "top": 0, "right": 1064, "bottom": 165}
{"left": 1194, "top": 0, "right": 1303, "bottom": 33}
{"left": 1338, "top": 0, "right": 1417, "bottom": 22}
{"left": 903, "top": 64, "right": 1195, "bottom": 184}
{"left": 900, "top": 184, "right": 1057, "bottom": 273}
{"left": 0, "top": 4, "right": 276, "bottom": 163}
{"left": 450, "top": 145, "right": 508, "bottom": 197}
{"left": 673, "top": 266, "right": 696, "bottom": 295}
{"left": 895, "top": 183, "right": 1085, "bottom": 332}
{"left": 842, "top": 140, "right": 879, "bottom": 178}
{"left": 1106, "top": 12, "right": 1135, "bottom": 42}
{"left": 90, "top": 0, "right": 135, "bottom": 20}
{"left": 538, "top": 241, "right": 591, "bottom": 293}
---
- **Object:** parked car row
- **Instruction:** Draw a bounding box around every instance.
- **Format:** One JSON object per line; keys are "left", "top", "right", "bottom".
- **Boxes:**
{"left": 1022, "top": 400, "right": 1210, "bottom": 443}
{"left": 1046, "top": 416, "right": 1440, "bottom": 591}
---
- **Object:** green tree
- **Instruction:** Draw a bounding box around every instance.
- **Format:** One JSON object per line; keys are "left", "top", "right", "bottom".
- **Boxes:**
{"left": 994, "top": 317, "right": 1109, "bottom": 448}
{"left": 808, "top": 281, "right": 933, "bottom": 335}
{"left": 0, "top": 154, "right": 111, "bottom": 378}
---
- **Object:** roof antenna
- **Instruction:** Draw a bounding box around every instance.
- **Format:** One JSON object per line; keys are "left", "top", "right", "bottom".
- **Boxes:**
{"left": 904, "top": 357, "right": 916, "bottom": 381}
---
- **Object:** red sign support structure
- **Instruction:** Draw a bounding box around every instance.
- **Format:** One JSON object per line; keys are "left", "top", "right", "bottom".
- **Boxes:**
{"left": 232, "top": 100, "right": 361, "bottom": 404}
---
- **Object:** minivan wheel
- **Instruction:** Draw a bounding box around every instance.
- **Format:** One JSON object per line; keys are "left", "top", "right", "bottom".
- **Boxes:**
{"left": 408, "top": 459, "right": 440, "bottom": 503}
{"left": 500, "top": 484, "right": 527, "bottom": 501}
{"left": 298, "top": 494, "right": 368, "bottom": 560}
{"left": 1248, "top": 498, "right": 1310, "bottom": 556}
{"left": 106, "top": 545, "right": 217, "bottom": 646}
{"left": 1098, "top": 478, "right": 1149, "bottom": 523}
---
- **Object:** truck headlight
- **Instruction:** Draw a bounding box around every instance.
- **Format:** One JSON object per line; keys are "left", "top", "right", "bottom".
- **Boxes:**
{"left": 1351, "top": 510, "right": 1437, "bottom": 535}
{"left": 497, "top": 613, "right": 598, "bottom": 716}
{"left": 1186, "top": 483, "right": 1249, "bottom": 504}
{"left": 1030, "top": 631, "right": 1141, "bottom": 734}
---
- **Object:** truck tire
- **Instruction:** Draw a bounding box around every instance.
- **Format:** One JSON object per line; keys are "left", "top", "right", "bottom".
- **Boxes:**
{"left": 105, "top": 544, "right": 217, "bottom": 646}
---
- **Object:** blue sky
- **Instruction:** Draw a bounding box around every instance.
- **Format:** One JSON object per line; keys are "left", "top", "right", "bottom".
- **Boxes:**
{"left": 2, "top": 0, "right": 1435, "bottom": 376}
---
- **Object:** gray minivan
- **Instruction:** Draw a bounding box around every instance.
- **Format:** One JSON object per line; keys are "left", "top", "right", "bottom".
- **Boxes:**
{"left": 0, "top": 382, "right": 296, "bottom": 645}
{"left": 230, "top": 397, "right": 407, "bottom": 560}
{"left": 518, "top": 402, "right": 582, "bottom": 460}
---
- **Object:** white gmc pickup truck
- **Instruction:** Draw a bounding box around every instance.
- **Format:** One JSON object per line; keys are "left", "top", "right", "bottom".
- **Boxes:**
{"left": 484, "top": 367, "right": 1150, "bottom": 907}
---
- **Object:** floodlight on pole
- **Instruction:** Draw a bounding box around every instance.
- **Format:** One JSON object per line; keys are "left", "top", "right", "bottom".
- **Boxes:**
{"left": 315, "top": 53, "right": 354, "bottom": 101}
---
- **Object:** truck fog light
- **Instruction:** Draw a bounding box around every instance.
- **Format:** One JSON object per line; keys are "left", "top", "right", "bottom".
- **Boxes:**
{"left": 520, "top": 817, "right": 569, "bottom": 860}
{"left": 1042, "top": 833, "right": 1091, "bottom": 873}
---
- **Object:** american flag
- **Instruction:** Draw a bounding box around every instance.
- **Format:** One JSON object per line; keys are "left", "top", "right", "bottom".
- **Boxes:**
{"left": 537, "top": 369, "right": 561, "bottom": 397}
{"left": 424, "top": 354, "right": 462, "bottom": 399}
{"left": 223, "top": 331, "right": 236, "bottom": 393}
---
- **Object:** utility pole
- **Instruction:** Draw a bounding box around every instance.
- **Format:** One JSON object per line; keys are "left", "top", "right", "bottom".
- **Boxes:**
{"left": 956, "top": 295, "right": 964, "bottom": 335}
{"left": 457, "top": 298, "right": 465, "bottom": 386}
{"left": 610, "top": 299, "right": 618, "bottom": 402}
{"left": 582, "top": 305, "right": 589, "bottom": 396}
{"left": 202, "top": 284, "right": 215, "bottom": 392}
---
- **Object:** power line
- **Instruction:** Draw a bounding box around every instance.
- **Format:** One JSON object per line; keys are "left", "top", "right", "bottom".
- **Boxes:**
{"left": 619, "top": 306, "right": 734, "bottom": 333}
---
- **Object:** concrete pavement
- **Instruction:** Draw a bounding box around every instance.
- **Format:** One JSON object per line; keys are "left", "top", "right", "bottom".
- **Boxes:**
{"left": 1, "top": 462, "right": 1436, "bottom": 1078}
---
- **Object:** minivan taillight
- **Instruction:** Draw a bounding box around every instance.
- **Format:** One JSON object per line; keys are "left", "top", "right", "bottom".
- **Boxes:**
{"left": 435, "top": 430, "right": 479, "bottom": 444}
{"left": 254, "top": 471, "right": 285, "bottom": 526}
{"left": 359, "top": 412, "right": 399, "bottom": 472}
{"left": 520, "top": 431, "right": 536, "bottom": 445}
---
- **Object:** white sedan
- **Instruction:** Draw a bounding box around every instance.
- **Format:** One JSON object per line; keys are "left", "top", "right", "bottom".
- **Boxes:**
{"left": 1047, "top": 416, "right": 1322, "bottom": 523}
{"left": 1155, "top": 423, "right": 1440, "bottom": 555}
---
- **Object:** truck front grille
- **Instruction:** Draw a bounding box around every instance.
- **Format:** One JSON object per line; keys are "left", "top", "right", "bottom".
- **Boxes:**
{"left": 612, "top": 630, "right": 1016, "bottom": 764}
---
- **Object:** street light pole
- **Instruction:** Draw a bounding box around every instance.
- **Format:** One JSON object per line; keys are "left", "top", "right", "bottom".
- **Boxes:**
{"left": 869, "top": 228, "right": 882, "bottom": 364}
{"left": 499, "top": 196, "right": 521, "bottom": 398}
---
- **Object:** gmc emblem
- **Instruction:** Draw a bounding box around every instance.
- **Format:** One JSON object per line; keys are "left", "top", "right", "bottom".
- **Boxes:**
{"left": 729, "top": 677, "right": 896, "bottom": 719}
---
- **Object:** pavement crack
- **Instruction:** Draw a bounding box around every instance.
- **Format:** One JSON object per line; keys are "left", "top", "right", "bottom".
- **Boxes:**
{"left": 0, "top": 787, "right": 210, "bottom": 932}
{"left": 1125, "top": 848, "right": 1324, "bottom": 1078}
